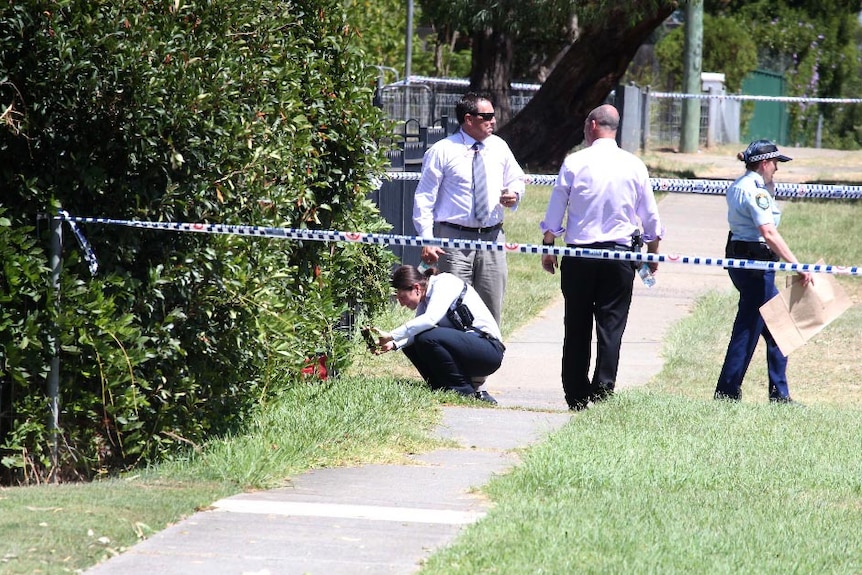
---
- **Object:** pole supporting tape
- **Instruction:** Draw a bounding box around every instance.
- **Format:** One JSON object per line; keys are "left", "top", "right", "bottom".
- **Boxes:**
{"left": 58, "top": 213, "right": 862, "bottom": 277}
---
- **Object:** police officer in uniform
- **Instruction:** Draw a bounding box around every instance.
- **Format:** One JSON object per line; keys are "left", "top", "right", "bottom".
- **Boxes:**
{"left": 715, "top": 140, "right": 813, "bottom": 403}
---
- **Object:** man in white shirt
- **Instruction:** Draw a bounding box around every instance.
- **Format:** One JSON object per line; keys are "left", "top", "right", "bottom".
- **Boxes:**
{"left": 540, "top": 104, "right": 664, "bottom": 411}
{"left": 412, "top": 92, "right": 525, "bottom": 403}
{"left": 413, "top": 92, "right": 526, "bottom": 325}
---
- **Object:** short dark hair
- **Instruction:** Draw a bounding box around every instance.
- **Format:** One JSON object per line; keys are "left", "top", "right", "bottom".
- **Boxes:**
{"left": 455, "top": 92, "right": 493, "bottom": 124}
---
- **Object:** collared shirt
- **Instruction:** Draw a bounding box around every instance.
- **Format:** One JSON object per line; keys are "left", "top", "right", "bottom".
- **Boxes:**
{"left": 726, "top": 170, "right": 781, "bottom": 242}
{"left": 389, "top": 273, "right": 503, "bottom": 349}
{"left": 413, "top": 131, "right": 526, "bottom": 238}
{"left": 540, "top": 138, "right": 664, "bottom": 245}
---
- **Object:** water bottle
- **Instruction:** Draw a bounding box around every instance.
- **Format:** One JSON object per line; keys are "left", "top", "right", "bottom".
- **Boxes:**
{"left": 638, "top": 263, "right": 656, "bottom": 288}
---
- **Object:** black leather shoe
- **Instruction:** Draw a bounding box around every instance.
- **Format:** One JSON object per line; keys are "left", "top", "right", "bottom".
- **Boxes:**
{"left": 473, "top": 390, "right": 498, "bottom": 405}
{"left": 590, "top": 387, "right": 614, "bottom": 403}
{"left": 714, "top": 390, "right": 741, "bottom": 401}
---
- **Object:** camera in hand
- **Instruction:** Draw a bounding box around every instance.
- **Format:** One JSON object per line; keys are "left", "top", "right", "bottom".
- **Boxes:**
{"left": 360, "top": 327, "right": 377, "bottom": 351}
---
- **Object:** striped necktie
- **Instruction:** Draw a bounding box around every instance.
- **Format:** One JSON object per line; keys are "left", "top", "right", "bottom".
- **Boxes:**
{"left": 472, "top": 142, "right": 489, "bottom": 223}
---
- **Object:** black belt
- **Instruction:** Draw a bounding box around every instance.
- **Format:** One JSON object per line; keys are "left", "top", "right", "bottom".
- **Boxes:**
{"left": 439, "top": 221, "right": 503, "bottom": 234}
{"left": 568, "top": 241, "right": 632, "bottom": 252}
{"left": 726, "top": 232, "right": 779, "bottom": 262}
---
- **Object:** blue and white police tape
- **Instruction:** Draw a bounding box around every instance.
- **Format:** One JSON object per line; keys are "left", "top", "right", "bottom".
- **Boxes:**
{"left": 650, "top": 179, "right": 862, "bottom": 200}
{"left": 58, "top": 210, "right": 99, "bottom": 276}
{"left": 394, "top": 77, "right": 862, "bottom": 103}
{"left": 383, "top": 171, "right": 862, "bottom": 200}
{"left": 59, "top": 214, "right": 862, "bottom": 277}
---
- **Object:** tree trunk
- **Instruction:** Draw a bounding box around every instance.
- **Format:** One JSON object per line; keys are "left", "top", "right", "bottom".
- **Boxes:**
{"left": 498, "top": 3, "right": 676, "bottom": 171}
{"left": 470, "top": 26, "right": 513, "bottom": 124}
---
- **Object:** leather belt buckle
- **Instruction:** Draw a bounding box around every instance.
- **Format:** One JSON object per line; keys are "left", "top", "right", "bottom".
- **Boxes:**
{"left": 440, "top": 221, "right": 502, "bottom": 234}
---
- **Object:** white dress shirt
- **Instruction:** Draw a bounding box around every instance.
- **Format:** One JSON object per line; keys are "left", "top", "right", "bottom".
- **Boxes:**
{"left": 540, "top": 138, "right": 664, "bottom": 245}
{"left": 413, "top": 131, "right": 526, "bottom": 238}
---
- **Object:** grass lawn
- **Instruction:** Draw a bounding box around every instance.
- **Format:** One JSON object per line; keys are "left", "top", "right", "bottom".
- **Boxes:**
{"left": 0, "top": 376, "right": 447, "bottom": 575}
{"left": 2, "top": 182, "right": 861, "bottom": 574}
{"left": 417, "top": 197, "right": 862, "bottom": 574}
{"left": 420, "top": 390, "right": 862, "bottom": 575}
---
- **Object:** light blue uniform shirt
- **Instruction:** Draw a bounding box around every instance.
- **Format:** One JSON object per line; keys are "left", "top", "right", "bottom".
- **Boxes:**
{"left": 727, "top": 171, "right": 781, "bottom": 242}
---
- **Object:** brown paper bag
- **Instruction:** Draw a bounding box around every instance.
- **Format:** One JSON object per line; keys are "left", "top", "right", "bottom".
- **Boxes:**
{"left": 759, "top": 260, "right": 852, "bottom": 356}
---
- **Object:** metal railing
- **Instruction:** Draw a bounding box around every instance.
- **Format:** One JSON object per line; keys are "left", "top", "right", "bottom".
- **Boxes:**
{"left": 377, "top": 77, "right": 743, "bottom": 153}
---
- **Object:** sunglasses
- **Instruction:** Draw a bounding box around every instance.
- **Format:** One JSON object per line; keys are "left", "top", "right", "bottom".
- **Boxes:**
{"left": 471, "top": 112, "right": 495, "bottom": 121}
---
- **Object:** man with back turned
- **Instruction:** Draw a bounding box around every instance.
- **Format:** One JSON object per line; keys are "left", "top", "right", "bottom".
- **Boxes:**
{"left": 540, "top": 104, "right": 664, "bottom": 411}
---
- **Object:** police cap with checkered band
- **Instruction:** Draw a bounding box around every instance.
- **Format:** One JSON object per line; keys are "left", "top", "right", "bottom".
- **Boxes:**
{"left": 738, "top": 139, "right": 792, "bottom": 163}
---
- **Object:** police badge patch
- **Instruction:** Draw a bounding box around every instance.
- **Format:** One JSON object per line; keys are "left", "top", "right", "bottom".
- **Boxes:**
{"left": 755, "top": 192, "right": 771, "bottom": 210}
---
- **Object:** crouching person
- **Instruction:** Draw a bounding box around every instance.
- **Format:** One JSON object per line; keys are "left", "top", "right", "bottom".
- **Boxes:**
{"left": 373, "top": 264, "right": 504, "bottom": 404}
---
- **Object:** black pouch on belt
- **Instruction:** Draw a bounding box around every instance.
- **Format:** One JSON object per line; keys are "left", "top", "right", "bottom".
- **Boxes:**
{"left": 630, "top": 229, "right": 644, "bottom": 270}
{"left": 447, "top": 282, "right": 475, "bottom": 331}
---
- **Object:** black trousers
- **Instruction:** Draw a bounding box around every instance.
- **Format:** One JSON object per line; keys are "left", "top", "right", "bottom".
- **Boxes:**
{"left": 560, "top": 254, "right": 635, "bottom": 408}
{"left": 402, "top": 328, "right": 504, "bottom": 396}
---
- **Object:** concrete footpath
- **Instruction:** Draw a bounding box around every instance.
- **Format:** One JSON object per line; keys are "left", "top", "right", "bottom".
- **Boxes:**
{"left": 86, "top": 193, "right": 731, "bottom": 575}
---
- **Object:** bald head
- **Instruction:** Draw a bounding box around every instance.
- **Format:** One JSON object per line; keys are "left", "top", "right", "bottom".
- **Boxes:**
{"left": 589, "top": 105, "right": 620, "bottom": 130}
{"left": 584, "top": 104, "right": 619, "bottom": 145}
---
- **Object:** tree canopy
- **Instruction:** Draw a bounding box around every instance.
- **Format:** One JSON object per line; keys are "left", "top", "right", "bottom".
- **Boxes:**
{"left": 655, "top": 14, "right": 757, "bottom": 93}
{"left": 414, "top": 0, "right": 862, "bottom": 158}
{"left": 702, "top": 0, "right": 862, "bottom": 146}
{"left": 498, "top": 1, "right": 678, "bottom": 169}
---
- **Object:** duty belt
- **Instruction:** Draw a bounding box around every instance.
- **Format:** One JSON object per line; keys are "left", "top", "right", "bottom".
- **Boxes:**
{"left": 439, "top": 221, "right": 503, "bottom": 234}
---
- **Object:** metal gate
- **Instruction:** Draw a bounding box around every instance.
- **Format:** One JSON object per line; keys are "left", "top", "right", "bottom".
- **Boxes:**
{"left": 742, "top": 69, "right": 788, "bottom": 145}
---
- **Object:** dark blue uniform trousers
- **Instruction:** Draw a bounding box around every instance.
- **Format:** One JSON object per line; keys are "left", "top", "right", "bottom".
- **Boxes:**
{"left": 715, "top": 268, "right": 790, "bottom": 400}
{"left": 402, "top": 328, "right": 504, "bottom": 396}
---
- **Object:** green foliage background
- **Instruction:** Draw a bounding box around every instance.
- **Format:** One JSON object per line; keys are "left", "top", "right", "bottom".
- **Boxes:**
{"left": 657, "top": 1, "right": 862, "bottom": 148}
{"left": 0, "top": 0, "right": 394, "bottom": 483}
{"left": 654, "top": 14, "right": 757, "bottom": 93}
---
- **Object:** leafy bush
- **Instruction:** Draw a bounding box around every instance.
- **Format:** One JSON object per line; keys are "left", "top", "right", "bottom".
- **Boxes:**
{"left": 697, "top": 1, "right": 862, "bottom": 148}
{"left": 0, "top": 209, "right": 51, "bottom": 482}
{"left": 0, "top": 0, "right": 394, "bottom": 483}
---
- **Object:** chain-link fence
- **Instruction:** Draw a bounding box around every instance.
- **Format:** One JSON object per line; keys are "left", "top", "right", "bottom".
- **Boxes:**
{"left": 378, "top": 77, "right": 537, "bottom": 134}
{"left": 376, "top": 77, "right": 742, "bottom": 154}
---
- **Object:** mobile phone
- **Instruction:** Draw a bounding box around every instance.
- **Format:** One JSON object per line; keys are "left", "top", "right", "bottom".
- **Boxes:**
{"left": 361, "top": 327, "right": 377, "bottom": 351}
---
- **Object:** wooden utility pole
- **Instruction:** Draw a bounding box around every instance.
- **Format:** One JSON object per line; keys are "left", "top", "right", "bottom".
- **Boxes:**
{"left": 405, "top": 0, "right": 413, "bottom": 80}
{"left": 680, "top": 0, "right": 703, "bottom": 153}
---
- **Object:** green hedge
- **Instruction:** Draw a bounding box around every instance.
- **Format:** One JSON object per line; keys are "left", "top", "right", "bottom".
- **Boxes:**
{"left": 0, "top": 0, "right": 394, "bottom": 483}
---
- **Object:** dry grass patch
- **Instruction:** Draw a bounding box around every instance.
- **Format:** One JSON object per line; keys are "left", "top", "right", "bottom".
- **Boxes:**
{"left": 642, "top": 145, "right": 862, "bottom": 184}
{"left": 788, "top": 279, "right": 862, "bottom": 406}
